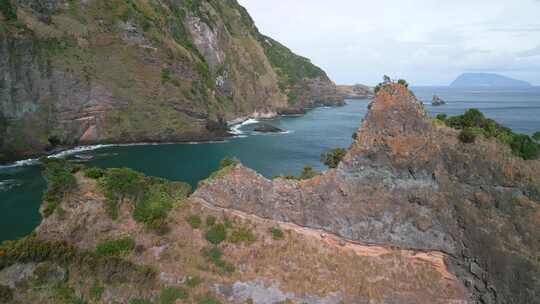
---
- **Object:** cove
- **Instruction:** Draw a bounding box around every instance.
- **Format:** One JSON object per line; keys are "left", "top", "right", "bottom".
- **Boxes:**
{"left": 0, "top": 100, "right": 370, "bottom": 242}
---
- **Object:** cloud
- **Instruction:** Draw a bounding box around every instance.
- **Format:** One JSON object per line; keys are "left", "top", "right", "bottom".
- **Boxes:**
{"left": 238, "top": 0, "right": 540, "bottom": 85}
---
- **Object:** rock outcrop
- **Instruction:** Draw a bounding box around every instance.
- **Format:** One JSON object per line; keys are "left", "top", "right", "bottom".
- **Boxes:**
{"left": 1, "top": 168, "right": 468, "bottom": 304}
{"left": 194, "top": 83, "right": 540, "bottom": 304}
{"left": 432, "top": 95, "right": 446, "bottom": 106}
{"left": 0, "top": 0, "right": 342, "bottom": 162}
{"left": 337, "top": 84, "right": 374, "bottom": 99}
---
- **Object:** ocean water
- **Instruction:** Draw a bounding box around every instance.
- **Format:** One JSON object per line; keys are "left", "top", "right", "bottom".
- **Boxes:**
{"left": 1, "top": 86, "right": 539, "bottom": 242}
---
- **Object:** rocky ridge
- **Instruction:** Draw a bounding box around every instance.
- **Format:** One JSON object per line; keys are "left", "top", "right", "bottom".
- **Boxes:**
{"left": 0, "top": 0, "right": 342, "bottom": 162}
{"left": 194, "top": 83, "right": 540, "bottom": 304}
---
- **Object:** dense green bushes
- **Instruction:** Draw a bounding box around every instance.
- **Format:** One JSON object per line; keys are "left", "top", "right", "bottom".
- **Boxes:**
{"left": 187, "top": 214, "right": 202, "bottom": 229}
{"left": 84, "top": 167, "right": 105, "bottom": 179}
{"left": 0, "top": 236, "right": 77, "bottom": 270}
{"left": 205, "top": 224, "right": 227, "bottom": 245}
{"left": 440, "top": 109, "right": 540, "bottom": 159}
{"left": 321, "top": 148, "right": 346, "bottom": 169}
{"left": 41, "top": 159, "right": 78, "bottom": 217}
{"left": 0, "top": 0, "right": 17, "bottom": 21}
{"left": 98, "top": 168, "right": 191, "bottom": 232}
{"left": 269, "top": 227, "right": 284, "bottom": 240}
{"left": 0, "top": 284, "right": 13, "bottom": 302}
{"left": 95, "top": 237, "right": 135, "bottom": 257}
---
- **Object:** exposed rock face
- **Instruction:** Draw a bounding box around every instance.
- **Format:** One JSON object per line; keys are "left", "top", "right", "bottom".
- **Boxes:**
{"left": 337, "top": 84, "right": 374, "bottom": 99}
{"left": 0, "top": 0, "right": 343, "bottom": 161}
{"left": 432, "top": 95, "right": 446, "bottom": 106}
{"left": 194, "top": 84, "right": 540, "bottom": 304}
{"left": 252, "top": 123, "right": 283, "bottom": 133}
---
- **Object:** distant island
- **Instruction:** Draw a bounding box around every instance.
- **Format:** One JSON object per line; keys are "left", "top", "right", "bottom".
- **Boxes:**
{"left": 450, "top": 73, "right": 532, "bottom": 87}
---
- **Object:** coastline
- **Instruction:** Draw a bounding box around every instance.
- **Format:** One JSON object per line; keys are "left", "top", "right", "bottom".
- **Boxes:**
{"left": 0, "top": 103, "right": 351, "bottom": 168}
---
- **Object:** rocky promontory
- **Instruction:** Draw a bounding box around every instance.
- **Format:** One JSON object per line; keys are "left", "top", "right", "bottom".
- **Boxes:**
{"left": 194, "top": 83, "right": 540, "bottom": 304}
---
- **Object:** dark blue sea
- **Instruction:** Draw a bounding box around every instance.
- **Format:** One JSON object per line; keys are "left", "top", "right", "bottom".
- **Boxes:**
{"left": 1, "top": 86, "right": 539, "bottom": 241}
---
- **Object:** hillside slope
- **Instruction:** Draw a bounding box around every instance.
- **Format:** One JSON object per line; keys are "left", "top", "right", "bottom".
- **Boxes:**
{"left": 0, "top": 0, "right": 342, "bottom": 162}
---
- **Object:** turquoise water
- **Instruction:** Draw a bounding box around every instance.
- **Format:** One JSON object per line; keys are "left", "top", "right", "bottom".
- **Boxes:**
{"left": 1, "top": 86, "right": 540, "bottom": 242}
{"left": 0, "top": 100, "right": 370, "bottom": 241}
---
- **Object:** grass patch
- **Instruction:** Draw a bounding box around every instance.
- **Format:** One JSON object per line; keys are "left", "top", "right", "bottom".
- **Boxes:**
{"left": 206, "top": 215, "right": 217, "bottom": 227}
{"left": 159, "top": 287, "right": 188, "bottom": 304}
{"left": 187, "top": 214, "right": 202, "bottom": 229}
{"left": 269, "top": 227, "right": 284, "bottom": 240}
{"left": 41, "top": 159, "right": 78, "bottom": 217}
{"left": 230, "top": 227, "right": 256, "bottom": 244}
{"left": 95, "top": 237, "right": 135, "bottom": 257}
{"left": 185, "top": 276, "right": 203, "bottom": 288}
{"left": 90, "top": 281, "right": 104, "bottom": 301}
{"left": 0, "top": 284, "right": 13, "bottom": 302}
{"left": 197, "top": 295, "right": 222, "bottom": 304}
{"left": 202, "top": 247, "right": 235, "bottom": 274}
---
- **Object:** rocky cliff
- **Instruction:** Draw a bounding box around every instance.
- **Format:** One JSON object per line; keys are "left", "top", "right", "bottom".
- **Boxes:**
{"left": 0, "top": 0, "right": 342, "bottom": 162}
{"left": 194, "top": 83, "right": 540, "bottom": 304}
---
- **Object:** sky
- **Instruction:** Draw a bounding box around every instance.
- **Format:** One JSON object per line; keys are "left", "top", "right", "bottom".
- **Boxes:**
{"left": 237, "top": 0, "right": 540, "bottom": 86}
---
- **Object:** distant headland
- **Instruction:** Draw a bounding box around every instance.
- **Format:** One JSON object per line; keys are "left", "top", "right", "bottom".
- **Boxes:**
{"left": 450, "top": 73, "right": 532, "bottom": 87}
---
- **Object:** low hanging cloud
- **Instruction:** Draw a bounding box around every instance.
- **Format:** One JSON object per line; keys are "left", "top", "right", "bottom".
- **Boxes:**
{"left": 238, "top": 0, "right": 540, "bottom": 85}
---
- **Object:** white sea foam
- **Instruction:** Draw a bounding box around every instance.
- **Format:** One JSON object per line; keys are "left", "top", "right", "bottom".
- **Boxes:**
{"left": 0, "top": 179, "right": 21, "bottom": 191}
{"left": 229, "top": 118, "right": 260, "bottom": 135}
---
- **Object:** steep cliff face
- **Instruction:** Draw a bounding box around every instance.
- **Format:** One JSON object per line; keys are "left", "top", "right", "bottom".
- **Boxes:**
{"left": 194, "top": 84, "right": 540, "bottom": 304}
{"left": 0, "top": 0, "right": 342, "bottom": 161}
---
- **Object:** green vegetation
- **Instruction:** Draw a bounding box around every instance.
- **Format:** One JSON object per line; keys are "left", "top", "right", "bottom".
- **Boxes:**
{"left": 0, "top": 0, "right": 17, "bottom": 21}
{"left": 321, "top": 148, "right": 346, "bottom": 169}
{"left": 99, "top": 168, "right": 191, "bottom": 231}
{"left": 205, "top": 224, "right": 227, "bottom": 245}
{"left": 219, "top": 156, "right": 238, "bottom": 169}
{"left": 258, "top": 35, "right": 326, "bottom": 91}
{"left": 458, "top": 129, "right": 476, "bottom": 143}
{"left": 95, "top": 236, "right": 135, "bottom": 257}
{"left": 230, "top": 226, "right": 256, "bottom": 244}
{"left": 90, "top": 281, "right": 105, "bottom": 301}
{"left": 130, "top": 299, "right": 153, "bottom": 304}
{"left": 53, "top": 283, "right": 84, "bottom": 304}
{"left": 84, "top": 167, "right": 105, "bottom": 179}
{"left": 442, "top": 109, "right": 540, "bottom": 159}
{"left": 533, "top": 132, "right": 540, "bottom": 142}
{"left": 159, "top": 287, "right": 188, "bottom": 304}
{"left": 187, "top": 214, "right": 202, "bottom": 229}
{"left": 269, "top": 227, "right": 284, "bottom": 240}
{"left": 197, "top": 295, "right": 222, "bottom": 304}
{"left": 0, "top": 284, "right": 13, "bottom": 302}
{"left": 279, "top": 165, "right": 319, "bottom": 180}
{"left": 206, "top": 215, "right": 217, "bottom": 226}
{"left": 161, "top": 67, "right": 173, "bottom": 84}
{"left": 41, "top": 159, "right": 78, "bottom": 217}
{"left": 185, "top": 275, "right": 203, "bottom": 288}
{"left": 397, "top": 79, "right": 409, "bottom": 88}
{"left": 0, "top": 236, "right": 77, "bottom": 270}
{"left": 202, "top": 246, "right": 235, "bottom": 274}
{"left": 436, "top": 113, "right": 447, "bottom": 121}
